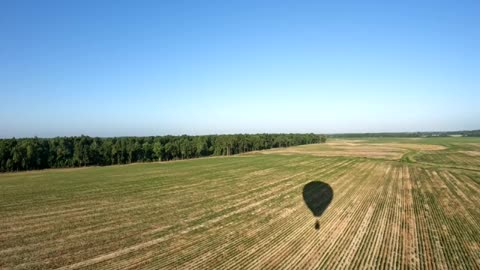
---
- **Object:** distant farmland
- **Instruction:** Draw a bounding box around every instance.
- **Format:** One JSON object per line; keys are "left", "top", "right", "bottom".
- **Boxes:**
{"left": 1, "top": 138, "right": 479, "bottom": 269}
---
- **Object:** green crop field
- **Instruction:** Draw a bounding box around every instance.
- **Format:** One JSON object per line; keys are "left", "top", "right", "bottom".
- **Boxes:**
{"left": 1, "top": 138, "right": 479, "bottom": 269}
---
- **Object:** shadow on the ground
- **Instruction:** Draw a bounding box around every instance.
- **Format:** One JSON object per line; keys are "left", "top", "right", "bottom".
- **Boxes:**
{"left": 302, "top": 181, "right": 333, "bottom": 230}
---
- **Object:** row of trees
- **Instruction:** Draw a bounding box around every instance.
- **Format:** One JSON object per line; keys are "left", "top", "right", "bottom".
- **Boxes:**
{"left": 0, "top": 134, "right": 326, "bottom": 172}
{"left": 332, "top": 130, "right": 480, "bottom": 138}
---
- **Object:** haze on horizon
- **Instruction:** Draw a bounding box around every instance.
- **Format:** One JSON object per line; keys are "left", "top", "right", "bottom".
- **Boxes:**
{"left": 1, "top": 0, "right": 479, "bottom": 138}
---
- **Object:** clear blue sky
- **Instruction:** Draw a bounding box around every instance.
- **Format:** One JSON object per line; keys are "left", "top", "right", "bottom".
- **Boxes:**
{"left": 1, "top": 0, "right": 479, "bottom": 138}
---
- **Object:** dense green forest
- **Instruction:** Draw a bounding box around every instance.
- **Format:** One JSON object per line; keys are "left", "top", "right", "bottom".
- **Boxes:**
{"left": 0, "top": 134, "right": 326, "bottom": 172}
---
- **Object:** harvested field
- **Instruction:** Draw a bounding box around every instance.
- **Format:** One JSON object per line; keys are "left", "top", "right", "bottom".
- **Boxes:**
{"left": 460, "top": 151, "right": 480, "bottom": 157}
{"left": 259, "top": 139, "right": 446, "bottom": 160}
{"left": 0, "top": 138, "right": 479, "bottom": 269}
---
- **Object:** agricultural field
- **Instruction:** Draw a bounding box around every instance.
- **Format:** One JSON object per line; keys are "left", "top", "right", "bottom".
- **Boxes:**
{"left": 1, "top": 138, "right": 479, "bottom": 269}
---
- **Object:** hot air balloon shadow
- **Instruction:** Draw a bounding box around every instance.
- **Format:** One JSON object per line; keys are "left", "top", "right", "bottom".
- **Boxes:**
{"left": 302, "top": 181, "right": 333, "bottom": 230}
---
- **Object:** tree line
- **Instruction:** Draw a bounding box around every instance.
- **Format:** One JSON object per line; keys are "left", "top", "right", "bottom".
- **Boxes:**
{"left": 0, "top": 134, "right": 326, "bottom": 172}
{"left": 331, "top": 130, "right": 480, "bottom": 138}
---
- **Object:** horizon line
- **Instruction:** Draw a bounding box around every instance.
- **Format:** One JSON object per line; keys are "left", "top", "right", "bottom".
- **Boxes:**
{"left": 1, "top": 129, "right": 479, "bottom": 140}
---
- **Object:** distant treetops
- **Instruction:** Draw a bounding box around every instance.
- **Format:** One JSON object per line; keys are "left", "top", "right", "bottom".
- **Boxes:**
{"left": 0, "top": 134, "right": 326, "bottom": 172}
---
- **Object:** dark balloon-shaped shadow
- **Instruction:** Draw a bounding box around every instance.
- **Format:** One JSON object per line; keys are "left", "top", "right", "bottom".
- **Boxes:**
{"left": 303, "top": 181, "right": 333, "bottom": 230}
